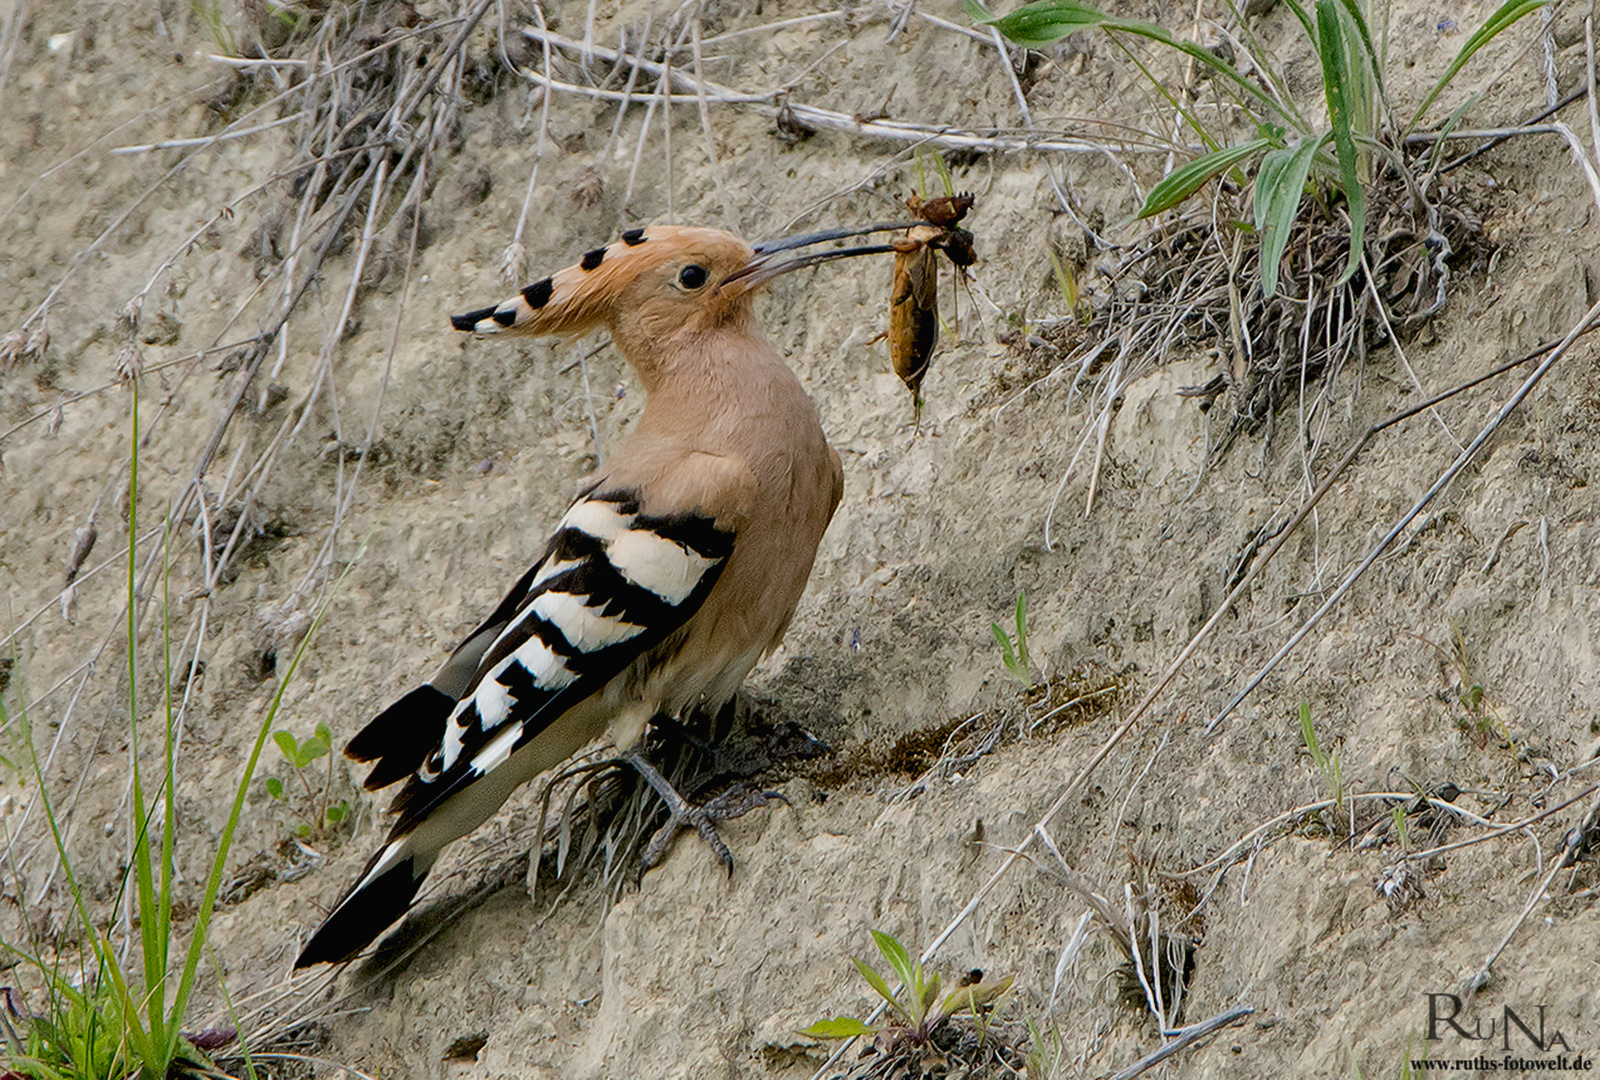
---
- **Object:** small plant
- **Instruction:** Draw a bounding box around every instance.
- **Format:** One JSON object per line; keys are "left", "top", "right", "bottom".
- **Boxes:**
{"left": 1391, "top": 804, "right": 1408, "bottom": 854}
{"left": 1299, "top": 701, "right": 1344, "bottom": 816}
{"left": 190, "top": 0, "right": 239, "bottom": 56}
{"left": 971, "top": 0, "right": 1549, "bottom": 297}
{"left": 264, "top": 722, "right": 350, "bottom": 837}
{"left": 1046, "top": 247, "right": 1089, "bottom": 326}
{"left": 992, "top": 591, "right": 1036, "bottom": 688}
{"left": 1023, "top": 1020, "right": 1062, "bottom": 1079}
{"left": 1449, "top": 627, "right": 1501, "bottom": 749}
{"left": 802, "top": 930, "right": 1013, "bottom": 1070}
{"left": 1453, "top": 687, "right": 1494, "bottom": 747}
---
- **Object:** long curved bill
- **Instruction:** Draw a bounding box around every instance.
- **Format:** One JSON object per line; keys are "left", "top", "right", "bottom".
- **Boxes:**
{"left": 723, "top": 220, "right": 921, "bottom": 292}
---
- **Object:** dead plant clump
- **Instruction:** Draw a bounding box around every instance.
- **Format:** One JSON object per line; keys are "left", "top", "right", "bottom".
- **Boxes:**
{"left": 1034, "top": 161, "right": 1493, "bottom": 461}
{"left": 829, "top": 1021, "right": 1030, "bottom": 1080}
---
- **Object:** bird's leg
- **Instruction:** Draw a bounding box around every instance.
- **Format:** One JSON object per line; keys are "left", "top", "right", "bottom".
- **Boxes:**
{"left": 617, "top": 748, "right": 787, "bottom": 874}
{"left": 619, "top": 748, "right": 732, "bottom": 872}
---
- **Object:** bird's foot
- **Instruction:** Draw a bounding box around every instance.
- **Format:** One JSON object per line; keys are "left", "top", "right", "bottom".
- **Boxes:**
{"left": 618, "top": 749, "right": 786, "bottom": 874}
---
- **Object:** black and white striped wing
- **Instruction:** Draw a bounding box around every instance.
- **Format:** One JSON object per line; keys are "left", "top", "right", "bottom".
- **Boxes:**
{"left": 360, "top": 487, "right": 735, "bottom": 837}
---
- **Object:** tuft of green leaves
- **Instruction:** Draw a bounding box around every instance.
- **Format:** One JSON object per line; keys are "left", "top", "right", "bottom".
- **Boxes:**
{"left": 973, "top": 0, "right": 1550, "bottom": 297}
{"left": 802, "top": 930, "right": 1013, "bottom": 1060}
{"left": 3, "top": 969, "right": 133, "bottom": 1080}
{"left": 991, "top": 592, "right": 1036, "bottom": 688}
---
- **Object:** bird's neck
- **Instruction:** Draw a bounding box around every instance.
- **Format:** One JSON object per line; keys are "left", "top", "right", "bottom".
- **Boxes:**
{"left": 623, "top": 322, "right": 817, "bottom": 458}
{"left": 620, "top": 316, "right": 786, "bottom": 399}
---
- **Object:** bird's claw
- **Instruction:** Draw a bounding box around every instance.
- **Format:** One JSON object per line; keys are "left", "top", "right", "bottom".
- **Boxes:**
{"left": 622, "top": 747, "right": 785, "bottom": 873}
{"left": 642, "top": 802, "right": 735, "bottom": 874}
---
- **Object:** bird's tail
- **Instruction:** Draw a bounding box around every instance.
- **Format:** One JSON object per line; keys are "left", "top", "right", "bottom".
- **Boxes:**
{"left": 293, "top": 835, "right": 436, "bottom": 967}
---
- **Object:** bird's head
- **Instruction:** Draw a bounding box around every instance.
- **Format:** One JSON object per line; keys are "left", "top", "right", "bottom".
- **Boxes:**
{"left": 450, "top": 222, "right": 908, "bottom": 368}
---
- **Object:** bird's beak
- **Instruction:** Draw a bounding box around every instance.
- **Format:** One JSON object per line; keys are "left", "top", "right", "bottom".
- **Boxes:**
{"left": 722, "top": 221, "right": 921, "bottom": 292}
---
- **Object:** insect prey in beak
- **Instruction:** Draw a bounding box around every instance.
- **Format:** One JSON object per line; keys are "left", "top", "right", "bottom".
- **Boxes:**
{"left": 885, "top": 193, "right": 977, "bottom": 417}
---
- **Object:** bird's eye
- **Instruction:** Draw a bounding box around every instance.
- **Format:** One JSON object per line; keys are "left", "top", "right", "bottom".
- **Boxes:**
{"left": 678, "top": 264, "right": 709, "bottom": 290}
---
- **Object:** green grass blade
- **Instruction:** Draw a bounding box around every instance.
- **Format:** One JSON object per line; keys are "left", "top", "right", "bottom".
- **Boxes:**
{"left": 154, "top": 523, "right": 177, "bottom": 1046}
{"left": 4, "top": 696, "right": 132, "bottom": 1072}
{"left": 991, "top": 624, "right": 1018, "bottom": 670}
{"left": 1108, "top": 18, "right": 1298, "bottom": 126}
{"left": 207, "top": 943, "right": 260, "bottom": 1080}
{"left": 1425, "top": 93, "right": 1481, "bottom": 172}
{"left": 920, "top": 971, "right": 942, "bottom": 1019}
{"left": 1013, "top": 592, "right": 1029, "bottom": 671}
{"left": 1223, "top": 0, "right": 1305, "bottom": 109}
{"left": 1317, "top": 0, "right": 1367, "bottom": 285}
{"left": 1299, "top": 701, "right": 1327, "bottom": 769}
{"left": 1408, "top": 0, "right": 1550, "bottom": 134}
{"left": 1254, "top": 135, "right": 1325, "bottom": 297}
{"left": 122, "top": 379, "right": 168, "bottom": 1052}
{"left": 1139, "top": 139, "right": 1272, "bottom": 217}
{"left": 1335, "top": 0, "right": 1391, "bottom": 126}
{"left": 1112, "top": 39, "right": 1223, "bottom": 152}
{"left": 94, "top": 941, "right": 155, "bottom": 1072}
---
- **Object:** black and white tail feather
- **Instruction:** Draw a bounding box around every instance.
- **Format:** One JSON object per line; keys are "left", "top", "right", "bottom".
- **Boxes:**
{"left": 294, "top": 485, "right": 733, "bottom": 967}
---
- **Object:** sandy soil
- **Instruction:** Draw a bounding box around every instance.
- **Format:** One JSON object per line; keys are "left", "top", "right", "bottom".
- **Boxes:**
{"left": 3, "top": 0, "right": 1600, "bottom": 1077}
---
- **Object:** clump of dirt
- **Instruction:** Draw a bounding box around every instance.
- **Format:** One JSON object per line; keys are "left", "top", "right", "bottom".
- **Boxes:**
{"left": 805, "top": 664, "right": 1126, "bottom": 792}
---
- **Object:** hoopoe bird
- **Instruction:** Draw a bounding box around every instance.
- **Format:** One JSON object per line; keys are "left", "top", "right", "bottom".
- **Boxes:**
{"left": 294, "top": 222, "right": 906, "bottom": 968}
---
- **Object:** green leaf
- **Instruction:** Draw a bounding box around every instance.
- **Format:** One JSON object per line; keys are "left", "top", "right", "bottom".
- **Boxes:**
{"left": 1299, "top": 701, "right": 1326, "bottom": 769}
{"left": 1409, "top": 0, "right": 1550, "bottom": 134}
{"left": 1335, "top": 0, "right": 1388, "bottom": 116}
{"left": 1317, "top": 0, "right": 1367, "bottom": 286}
{"left": 1253, "top": 135, "right": 1325, "bottom": 298}
{"left": 264, "top": 777, "right": 283, "bottom": 800}
{"left": 325, "top": 801, "right": 348, "bottom": 824}
{"left": 271, "top": 730, "right": 298, "bottom": 762}
{"left": 1139, "top": 139, "right": 1272, "bottom": 218}
{"left": 872, "top": 929, "right": 917, "bottom": 995}
{"left": 1013, "top": 592, "right": 1029, "bottom": 670}
{"left": 991, "top": 624, "right": 1018, "bottom": 670}
{"left": 972, "top": 1, "right": 1294, "bottom": 129}
{"left": 299, "top": 733, "right": 330, "bottom": 764}
{"left": 966, "top": 0, "right": 1107, "bottom": 47}
{"left": 853, "top": 955, "right": 901, "bottom": 1013}
{"left": 799, "top": 1017, "right": 880, "bottom": 1039}
{"left": 940, "top": 974, "right": 1016, "bottom": 1017}
{"left": 920, "top": 971, "right": 942, "bottom": 1020}
{"left": 315, "top": 721, "right": 333, "bottom": 744}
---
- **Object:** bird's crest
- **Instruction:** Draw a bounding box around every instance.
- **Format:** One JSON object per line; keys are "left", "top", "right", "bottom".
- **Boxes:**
{"left": 450, "top": 226, "right": 754, "bottom": 339}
